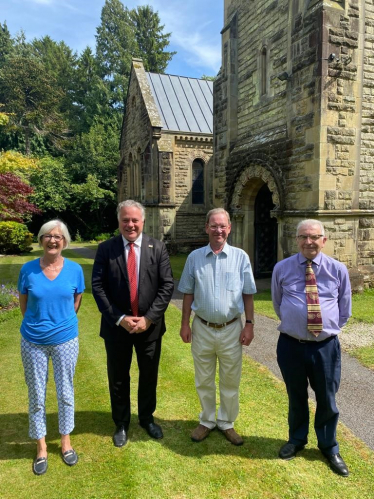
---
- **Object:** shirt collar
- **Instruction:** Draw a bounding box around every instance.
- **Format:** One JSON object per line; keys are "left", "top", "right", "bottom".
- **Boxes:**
{"left": 122, "top": 233, "right": 143, "bottom": 248}
{"left": 298, "top": 251, "right": 323, "bottom": 266}
{"left": 205, "top": 242, "right": 230, "bottom": 257}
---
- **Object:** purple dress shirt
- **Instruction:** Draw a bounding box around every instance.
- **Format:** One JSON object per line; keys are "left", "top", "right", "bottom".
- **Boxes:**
{"left": 271, "top": 252, "right": 352, "bottom": 341}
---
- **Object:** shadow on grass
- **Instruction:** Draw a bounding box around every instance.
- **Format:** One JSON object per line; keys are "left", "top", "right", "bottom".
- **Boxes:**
{"left": 0, "top": 412, "right": 323, "bottom": 463}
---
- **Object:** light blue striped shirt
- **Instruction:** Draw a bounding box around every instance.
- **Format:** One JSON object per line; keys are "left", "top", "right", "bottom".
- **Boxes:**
{"left": 178, "top": 243, "right": 256, "bottom": 323}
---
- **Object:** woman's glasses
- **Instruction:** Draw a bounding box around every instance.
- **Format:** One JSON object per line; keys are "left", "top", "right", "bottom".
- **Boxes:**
{"left": 43, "top": 234, "right": 64, "bottom": 242}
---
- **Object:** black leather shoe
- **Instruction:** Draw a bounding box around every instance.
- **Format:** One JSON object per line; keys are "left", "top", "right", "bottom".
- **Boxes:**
{"left": 141, "top": 422, "right": 163, "bottom": 439}
{"left": 279, "top": 442, "right": 305, "bottom": 460}
{"left": 113, "top": 425, "right": 128, "bottom": 447}
{"left": 324, "top": 453, "right": 349, "bottom": 477}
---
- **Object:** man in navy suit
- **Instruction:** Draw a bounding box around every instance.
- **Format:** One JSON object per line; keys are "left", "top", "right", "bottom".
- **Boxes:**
{"left": 92, "top": 200, "right": 174, "bottom": 447}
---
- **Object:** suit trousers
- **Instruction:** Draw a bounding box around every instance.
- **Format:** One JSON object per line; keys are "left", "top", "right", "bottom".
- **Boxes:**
{"left": 191, "top": 316, "right": 242, "bottom": 430}
{"left": 104, "top": 334, "right": 162, "bottom": 428}
{"left": 276, "top": 333, "right": 341, "bottom": 455}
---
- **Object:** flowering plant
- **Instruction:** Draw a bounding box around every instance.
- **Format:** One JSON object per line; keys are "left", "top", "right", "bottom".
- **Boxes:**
{"left": 0, "top": 283, "right": 19, "bottom": 311}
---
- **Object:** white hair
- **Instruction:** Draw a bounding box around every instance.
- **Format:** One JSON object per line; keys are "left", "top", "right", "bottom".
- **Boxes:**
{"left": 206, "top": 208, "right": 231, "bottom": 225}
{"left": 117, "top": 200, "right": 145, "bottom": 221}
{"left": 296, "top": 219, "right": 325, "bottom": 237}
{"left": 38, "top": 220, "right": 71, "bottom": 248}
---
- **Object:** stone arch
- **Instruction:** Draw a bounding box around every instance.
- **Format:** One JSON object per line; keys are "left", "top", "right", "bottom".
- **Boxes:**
{"left": 186, "top": 150, "right": 211, "bottom": 164}
{"left": 230, "top": 163, "right": 280, "bottom": 213}
{"left": 229, "top": 163, "right": 281, "bottom": 271}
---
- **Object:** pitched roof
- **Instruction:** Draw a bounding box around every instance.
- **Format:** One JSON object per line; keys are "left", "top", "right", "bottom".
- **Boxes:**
{"left": 145, "top": 72, "right": 213, "bottom": 134}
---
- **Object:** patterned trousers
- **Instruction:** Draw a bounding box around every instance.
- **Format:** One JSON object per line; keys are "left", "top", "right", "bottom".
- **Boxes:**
{"left": 21, "top": 337, "right": 79, "bottom": 440}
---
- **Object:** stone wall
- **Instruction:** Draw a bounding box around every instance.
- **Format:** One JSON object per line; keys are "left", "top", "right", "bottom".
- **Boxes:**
{"left": 215, "top": 0, "right": 374, "bottom": 286}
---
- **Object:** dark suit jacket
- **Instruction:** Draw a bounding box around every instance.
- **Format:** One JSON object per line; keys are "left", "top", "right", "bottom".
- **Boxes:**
{"left": 92, "top": 234, "right": 174, "bottom": 342}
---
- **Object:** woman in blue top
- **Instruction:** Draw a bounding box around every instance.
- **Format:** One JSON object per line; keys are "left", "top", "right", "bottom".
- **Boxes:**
{"left": 18, "top": 220, "right": 85, "bottom": 475}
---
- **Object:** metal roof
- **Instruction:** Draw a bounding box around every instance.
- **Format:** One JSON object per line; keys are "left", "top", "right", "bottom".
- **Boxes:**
{"left": 145, "top": 72, "right": 213, "bottom": 134}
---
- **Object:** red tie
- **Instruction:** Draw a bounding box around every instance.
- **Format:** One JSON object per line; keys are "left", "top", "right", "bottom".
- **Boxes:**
{"left": 306, "top": 259, "right": 323, "bottom": 337}
{"left": 127, "top": 242, "right": 138, "bottom": 316}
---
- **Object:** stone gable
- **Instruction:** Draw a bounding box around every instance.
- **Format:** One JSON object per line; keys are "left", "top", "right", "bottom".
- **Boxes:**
{"left": 119, "top": 60, "right": 213, "bottom": 252}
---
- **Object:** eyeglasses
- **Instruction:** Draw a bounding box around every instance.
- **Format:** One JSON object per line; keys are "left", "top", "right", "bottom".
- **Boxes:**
{"left": 208, "top": 225, "right": 229, "bottom": 231}
{"left": 43, "top": 234, "right": 64, "bottom": 242}
{"left": 297, "top": 235, "right": 324, "bottom": 241}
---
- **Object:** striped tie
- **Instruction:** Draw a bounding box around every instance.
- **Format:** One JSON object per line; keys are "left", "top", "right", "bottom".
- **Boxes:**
{"left": 127, "top": 242, "right": 138, "bottom": 316}
{"left": 305, "top": 259, "right": 323, "bottom": 337}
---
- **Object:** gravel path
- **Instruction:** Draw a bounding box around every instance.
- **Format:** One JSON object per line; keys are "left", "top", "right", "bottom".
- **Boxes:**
{"left": 72, "top": 247, "right": 374, "bottom": 451}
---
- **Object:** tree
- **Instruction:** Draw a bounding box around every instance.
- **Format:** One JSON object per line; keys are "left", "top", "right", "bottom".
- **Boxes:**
{"left": 130, "top": 5, "right": 176, "bottom": 73}
{"left": 0, "top": 22, "right": 13, "bottom": 68}
{"left": 95, "top": 0, "right": 137, "bottom": 110}
{"left": 67, "top": 115, "right": 121, "bottom": 188}
{"left": 72, "top": 47, "right": 112, "bottom": 132}
{"left": 95, "top": 0, "right": 176, "bottom": 110}
{"left": 0, "top": 172, "right": 40, "bottom": 222}
{"left": 29, "top": 156, "right": 70, "bottom": 213}
{"left": 0, "top": 55, "right": 67, "bottom": 154}
{"left": 31, "top": 36, "right": 78, "bottom": 118}
{"left": 0, "top": 150, "right": 38, "bottom": 181}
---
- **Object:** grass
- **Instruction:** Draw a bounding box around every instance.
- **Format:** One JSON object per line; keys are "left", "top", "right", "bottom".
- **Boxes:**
{"left": 351, "top": 288, "right": 374, "bottom": 323}
{"left": 168, "top": 253, "right": 187, "bottom": 280}
{"left": 0, "top": 250, "right": 374, "bottom": 498}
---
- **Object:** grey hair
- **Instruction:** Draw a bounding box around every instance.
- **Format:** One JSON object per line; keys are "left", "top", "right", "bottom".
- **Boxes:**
{"left": 38, "top": 220, "right": 71, "bottom": 248}
{"left": 117, "top": 200, "right": 145, "bottom": 221}
{"left": 296, "top": 219, "right": 325, "bottom": 237}
{"left": 206, "top": 208, "right": 231, "bottom": 225}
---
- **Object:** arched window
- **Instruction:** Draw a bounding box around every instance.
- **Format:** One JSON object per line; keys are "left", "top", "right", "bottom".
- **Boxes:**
{"left": 192, "top": 159, "right": 204, "bottom": 204}
{"left": 261, "top": 46, "right": 267, "bottom": 96}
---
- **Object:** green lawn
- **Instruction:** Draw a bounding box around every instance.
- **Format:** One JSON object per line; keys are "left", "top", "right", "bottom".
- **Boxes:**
{"left": 0, "top": 251, "right": 374, "bottom": 498}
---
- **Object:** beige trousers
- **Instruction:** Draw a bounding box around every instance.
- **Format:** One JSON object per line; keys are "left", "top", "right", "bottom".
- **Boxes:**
{"left": 191, "top": 316, "right": 243, "bottom": 430}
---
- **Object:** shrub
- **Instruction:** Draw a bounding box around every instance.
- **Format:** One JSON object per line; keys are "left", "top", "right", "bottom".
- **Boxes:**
{"left": 94, "top": 233, "right": 111, "bottom": 242}
{"left": 0, "top": 221, "right": 33, "bottom": 254}
{"left": 75, "top": 230, "right": 82, "bottom": 243}
{"left": 0, "top": 283, "right": 19, "bottom": 311}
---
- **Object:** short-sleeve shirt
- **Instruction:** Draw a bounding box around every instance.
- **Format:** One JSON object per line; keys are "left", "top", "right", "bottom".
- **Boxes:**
{"left": 178, "top": 243, "right": 256, "bottom": 323}
{"left": 18, "top": 258, "right": 85, "bottom": 345}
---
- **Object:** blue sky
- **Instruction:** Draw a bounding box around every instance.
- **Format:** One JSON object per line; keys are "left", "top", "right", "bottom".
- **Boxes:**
{"left": 1, "top": 0, "right": 223, "bottom": 78}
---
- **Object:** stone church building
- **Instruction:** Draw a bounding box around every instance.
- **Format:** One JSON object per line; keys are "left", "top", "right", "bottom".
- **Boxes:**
{"left": 119, "top": 1, "right": 374, "bottom": 286}
{"left": 118, "top": 59, "right": 213, "bottom": 252}
{"left": 215, "top": 0, "right": 374, "bottom": 285}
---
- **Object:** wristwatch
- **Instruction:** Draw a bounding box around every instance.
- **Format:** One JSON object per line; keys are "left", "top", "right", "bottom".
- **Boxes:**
{"left": 246, "top": 319, "right": 255, "bottom": 324}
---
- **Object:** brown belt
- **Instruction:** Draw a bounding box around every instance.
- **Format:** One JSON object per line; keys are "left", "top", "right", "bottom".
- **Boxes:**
{"left": 197, "top": 316, "right": 237, "bottom": 329}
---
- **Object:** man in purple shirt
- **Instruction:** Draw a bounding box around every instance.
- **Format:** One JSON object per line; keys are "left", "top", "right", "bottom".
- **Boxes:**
{"left": 271, "top": 219, "right": 351, "bottom": 476}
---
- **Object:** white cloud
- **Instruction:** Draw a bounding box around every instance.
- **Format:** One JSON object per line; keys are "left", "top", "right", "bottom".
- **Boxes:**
{"left": 143, "top": 0, "right": 222, "bottom": 74}
{"left": 25, "top": 0, "right": 77, "bottom": 11}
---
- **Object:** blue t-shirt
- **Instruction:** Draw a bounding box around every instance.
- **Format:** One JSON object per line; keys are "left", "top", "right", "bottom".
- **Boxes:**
{"left": 18, "top": 258, "right": 85, "bottom": 345}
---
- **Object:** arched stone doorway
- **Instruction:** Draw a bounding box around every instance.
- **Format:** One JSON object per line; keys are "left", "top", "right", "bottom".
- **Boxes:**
{"left": 230, "top": 164, "right": 281, "bottom": 274}
{"left": 254, "top": 184, "right": 277, "bottom": 277}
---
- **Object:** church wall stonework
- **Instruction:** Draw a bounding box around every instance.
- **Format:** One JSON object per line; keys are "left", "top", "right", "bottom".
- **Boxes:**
{"left": 119, "top": 60, "right": 213, "bottom": 251}
{"left": 215, "top": 0, "right": 374, "bottom": 288}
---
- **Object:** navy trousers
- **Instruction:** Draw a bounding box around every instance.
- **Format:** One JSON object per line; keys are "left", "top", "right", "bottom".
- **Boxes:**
{"left": 277, "top": 333, "right": 341, "bottom": 455}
